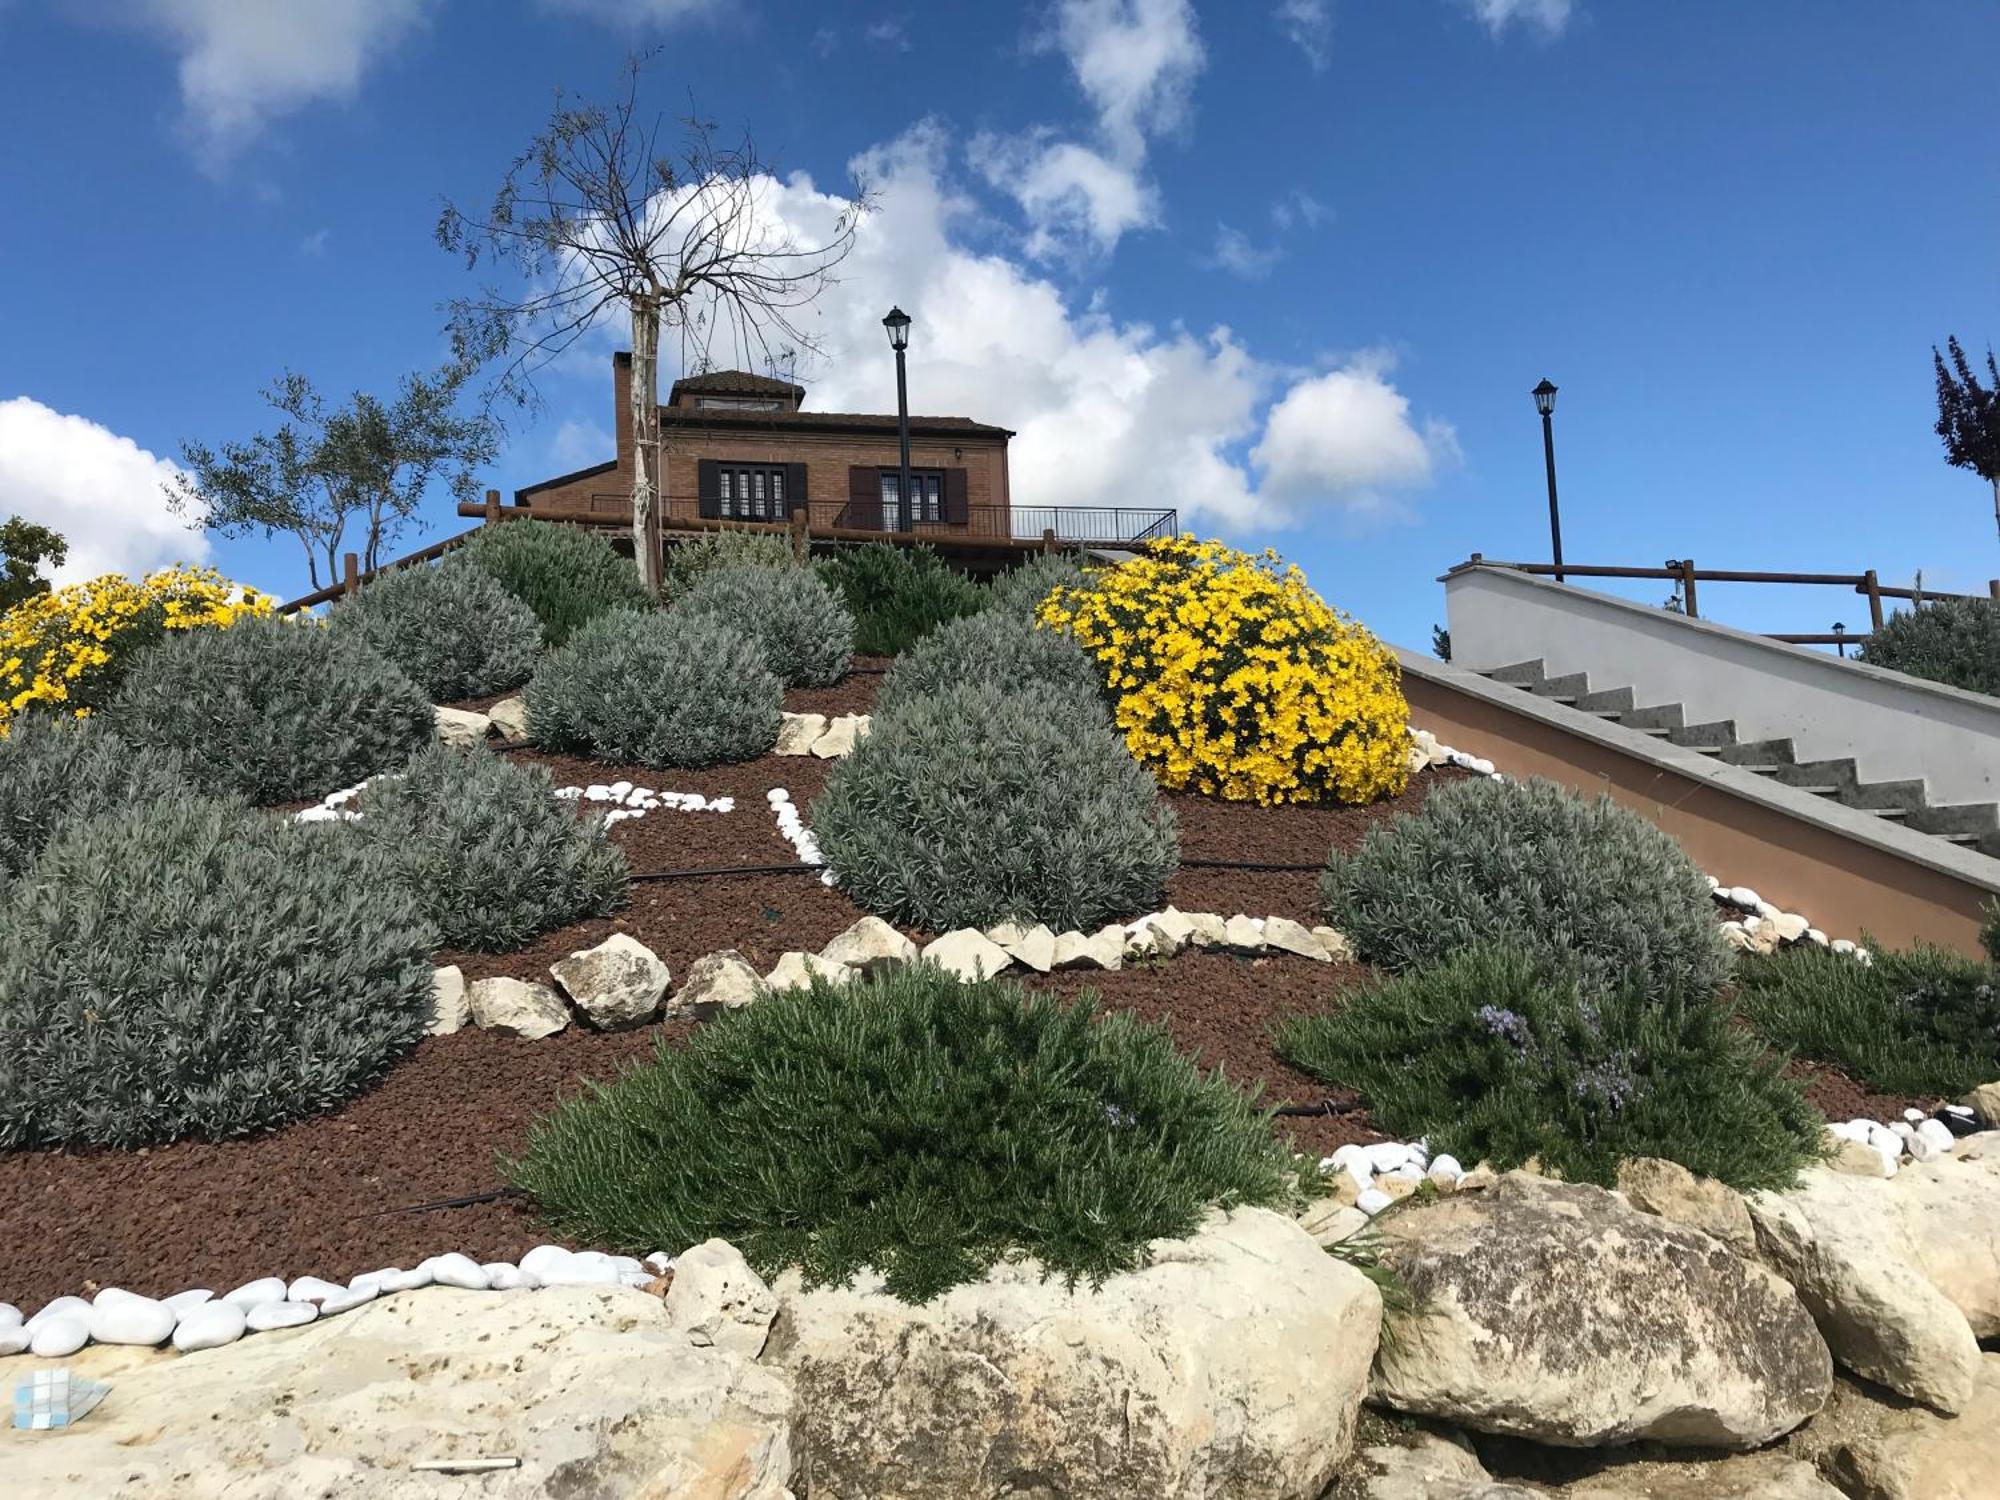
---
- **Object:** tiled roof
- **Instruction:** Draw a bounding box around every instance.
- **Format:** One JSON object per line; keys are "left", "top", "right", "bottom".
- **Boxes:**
{"left": 657, "top": 407, "right": 1013, "bottom": 439}
{"left": 667, "top": 370, "right": 806, "bottom": 403}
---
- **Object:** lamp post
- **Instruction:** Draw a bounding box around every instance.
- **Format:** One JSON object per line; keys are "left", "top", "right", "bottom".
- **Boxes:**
{"left": 882, "top": 306, "right": 913, "bottom": 531}
{"left": 1532, "top": 378, "right": 1564, "bottom": 582}
{"left": 1832, "top": 622, "right": 1848, "bottom": 659}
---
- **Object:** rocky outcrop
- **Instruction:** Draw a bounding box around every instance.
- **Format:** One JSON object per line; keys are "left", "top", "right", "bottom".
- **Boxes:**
{"left": 1615, "top": 1156, "right": 1757, "bottom": 1258}
{"left": 549, "top": 932, "right": 670, "bottom": 1029}
{"left": 1748, "top": 1166, "right": 1984, "bottom": 1413}
{"left": 768, "top": 1207, "right": 1381, "bottom": 1500}
{"left": 1786, "top": 1355, "right": 2000, "bottom": 1500}
{"left": 0, "top": 1286, "right": 793, "bottom": 1499}
{"left": 1558, "top": 1452, "right": 1845, "bottom": 1498}
{"left": 1372, "top": 1173, "right": 1831, "bottom": 1449}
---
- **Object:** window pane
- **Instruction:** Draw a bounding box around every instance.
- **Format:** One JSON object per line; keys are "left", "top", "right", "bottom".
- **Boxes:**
{"left": 880, "top": 472, "right": 900, "bottom": 531}
{"left": 772, "top": 470, "right": 784, "bottom": 502}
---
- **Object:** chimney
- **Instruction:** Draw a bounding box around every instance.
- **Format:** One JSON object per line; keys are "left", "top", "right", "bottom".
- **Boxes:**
{"left": 612, "top": 351, "right": 633, "bottom": 465}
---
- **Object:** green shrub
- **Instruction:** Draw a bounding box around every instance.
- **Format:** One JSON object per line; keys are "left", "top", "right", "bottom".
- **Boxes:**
{"left": 526, "top": 609, "right": 780, "bottom": 767}
{"left": 678, "top": 563, "right": 854, "bottom": 688}
{"left": 328, "top": 560, "right": 542, "bottom": 702}
{"left": 0, "top": 715, "right": 194, "bottom": 882}
{"left": 0, "top": 797, "right": 435, "bottom": 1148}
{"left": 874, "top": 607, "right": 1105, "bottom": 718}
{"left": 106, "top": 615, "right": 434, "bottom": 805}
{"left": 986, "top": 551, "right": 1093, "bottom": 617}
{"left": 1734, "top": 941, "right": 2000, "bottom": 1097}
{"left": 352, "top": 745, "right": 629, "bottom": 952}
{"left": 813, "top": 680, "right": 1177, "bottom": 932}
{"left": 509, "top": 966, "right": 1299, "bottom": 1301}
{"left": 1858, "top": 597, "right": 2000, "bottom": 698}
{"left": 662, "top": 529, "right": 799, "bottom": 602}
{"left": 1983, "top": 899, "right": 2000, "bottom": 966}
{"left": 817, "top": 542, "right": 986, "bottom": 656}
{"left": 460, "top": 518, "right": 653, "bottom": 645}
{"left": 1277, "top": 944, "right": 1819, "bottom": 1192}
{"left": 1324, "top": 776, "right": 1730, "bottom": 1002}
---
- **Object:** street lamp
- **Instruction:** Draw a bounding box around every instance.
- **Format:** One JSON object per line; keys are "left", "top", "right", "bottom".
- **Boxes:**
{"left": 1832, "top": 621, "right": 1848, "bottom": 659}
{"left": 882, "top": 306, "right": 913, "bottom": 531}
{"left": 1532, "top": 378, "right": 1564, "bottom": 582}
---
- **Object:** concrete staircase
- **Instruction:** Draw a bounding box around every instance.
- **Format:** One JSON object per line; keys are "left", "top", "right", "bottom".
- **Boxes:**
{"left": 1481, "top": 659, "right": 2000, "bottom": 861}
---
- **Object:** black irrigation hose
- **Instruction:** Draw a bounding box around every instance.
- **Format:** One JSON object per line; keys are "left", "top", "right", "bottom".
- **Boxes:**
{"left": 629, "top": 862, "right": 823, "bottom": 881}
{"left": 1179, "top": 857, "right": 1326, "bottom": 873}
{"left": 354, "top": 1186, "right": 523, "bottom": 1220}
{"left": 1271, "top": 1099, "right": 1366, "bottom": 1118}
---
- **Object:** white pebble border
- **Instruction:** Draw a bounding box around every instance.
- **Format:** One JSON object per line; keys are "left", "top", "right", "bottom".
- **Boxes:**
{"left": 0, "top": 1244, "right": 677, "bottom": 1361}
{"left": 1827, "top": 1108, "right": 1982, "bottom": 1178}
{"left": 555, "top": 781, "right": 733, "bottom": 825}
{"left": 767, "top": 787, "right": 835, "bottom": 885}
{"left": 1317, "top": 1139, "right": 1468, "bottom": 1217}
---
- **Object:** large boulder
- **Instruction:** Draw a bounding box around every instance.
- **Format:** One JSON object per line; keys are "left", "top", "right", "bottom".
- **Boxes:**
{"left": 767, "top": 1206, "right": 1381, "bottom": 1500}
{"left": 1786, "top": 1355, "right": 2000, "bottom": 1500}
{"left": 1372, "top": 1173, "right": 1830, "bottom": 1449}
{"left": 1747, "top": 1166, "right": 1984, "bottom": 1413}
{"left": 0, "top": 1285, "right": 793, "bottom": 1499}
{"left": 549, "top": 932, "right": 670, "bottom": 1029}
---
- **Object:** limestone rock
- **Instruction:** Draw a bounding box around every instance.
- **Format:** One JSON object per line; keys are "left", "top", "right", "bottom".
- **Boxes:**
{"left": 467, "top": 977, "right": 569, "bottom": 1039}
{"left": 1962, "top": 1080, "right": 2000, "bottom": 1128}
{"left": 1185, "top": 911, "right": 1229, "bottom": 948}
{"left": 775, "top": 711, "right": 828, "bottom": 755}
{"left": 810, "top": 714, "right": 867, "bottom": 758}
{"left": 0, "top": 1286, "right": 793, "bottom": 1500}
{"left": 427, "top": 964, "right": 469, "bottom": 1037}
{"left": 1374, "top": 1173, "right": 1830, "bottom": 1448}
{"left": 1222, "top": 913, "right": 1266, "bottom": 952}
{"left": 1824, "top": 1128, "right": 1896, "bottom": 1179}
{"left": 921, "top": 928, "right": 1015, "bottom": 982}
{"left": 1295, "top": 1197, "right": 1369, "bottom": 1248}
{"left": 761, "top": 950, "right": 850, "bottom": 992}
{"left": 819, "top": 914, "right": 918, "bottom": 974}
{"left": 1263, "top": 915, "right": 1332, "bottom": 962}
{"left": 1311, "top": 925, "right": 1356, "bottom": 962}
{"left": 1351, "top": 1427, "right": 1529, "bottom": 1500}
{"left": 671, "top": 949, "right": 763, "bottom": 1019}
{"left": 1002, "top": 922, "right": 1057, "bottom": 973}
{"left": 486, "top": 695, "right": 531, "bottom": 745}
{"left": 665, "top": 1240, "right": 778, "bottom": 1358}
{"left": 1787, "top": 1356, "right": 2000, "bottom": 1500}
{"left": 549, "top": 932, "right": 670, "bottom": 1029}
{"left": 1135, "top": 907, "right": 1198, "bottom": 956}
{"left": 433, "top": 705, "right": 491, "bottom": 748}
{"left": 1615, "top": 1156, "right": 1757, "bottom": 1258}
{"left": 1749, "top": 1164, "right": 1988, "bottom": 1411}
{"left": 770, "top": 1207, "right": 1381, "bottom": 1500}
{"left": 1558, "top": 1452, "right": 1845, "bottom": 1499}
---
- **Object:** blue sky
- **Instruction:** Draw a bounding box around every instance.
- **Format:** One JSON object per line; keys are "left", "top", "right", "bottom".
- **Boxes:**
{"left": 2, "top": 0, "right": 1995, "bottom": 649}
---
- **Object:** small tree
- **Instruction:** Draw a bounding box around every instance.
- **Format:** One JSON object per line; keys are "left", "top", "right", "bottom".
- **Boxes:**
{"left": 1933, "top": 336, "right": 2000, "bottom": 540}
{"left": 0, "top": 517, "right": 67, "bottom": 612}
{"left": 170, "top": 363, "right": 496, "bottom": 591}
{"left": 437, "top": 57, "right": 867, "bottom": 595}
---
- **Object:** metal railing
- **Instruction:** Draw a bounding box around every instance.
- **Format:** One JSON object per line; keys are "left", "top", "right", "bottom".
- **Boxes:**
{"left": 1449, "top": 554, "right": 2000, "bottom": 645}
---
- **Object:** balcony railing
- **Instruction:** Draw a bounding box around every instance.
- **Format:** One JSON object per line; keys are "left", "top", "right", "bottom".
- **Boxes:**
{"left": 511, "top": 492, "right": 1179, "bottom": 547}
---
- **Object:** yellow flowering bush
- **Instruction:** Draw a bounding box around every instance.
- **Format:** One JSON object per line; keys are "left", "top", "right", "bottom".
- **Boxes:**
{"left": 0, "top": 565, "right": 273, "bottom": 734}
{"left": 1036, "top": 536, "right": 1410, "bottom": 805}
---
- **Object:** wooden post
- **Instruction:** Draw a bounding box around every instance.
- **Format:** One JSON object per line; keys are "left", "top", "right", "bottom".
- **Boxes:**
{"left": 1041, "top": 527, "right": 1057, "bottom": 554}
{"left": 1863, "top": 569, "right": 1884, "bottom": 633}
{"left": 1679, "top": 558, "right": 1699, "bottom": 619}
{"left": 484, "top": 488, "right": 500, "bottom": 524}
{"left": 342, "top": 552, "right": 360, "bottom": 599}
{"left": 790, "top": 506, "right": 810, "bottom": 564}
{"left": 1989, "top": 579, "right": 1999, "bottom": 601}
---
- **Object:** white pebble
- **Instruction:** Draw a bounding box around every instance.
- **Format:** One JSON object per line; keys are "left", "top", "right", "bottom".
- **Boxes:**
{"left": 0, "top": 1302, "right": 19, "bottom": 1329}
{"left": 482, "top": 1263, "right": 530, "bottom": 1291}
{"left": 172, "top": 1301, "right": 247, "bottom": 1352}
{"left": 608, "top": 780, "right": 633, "bottom": 801}
{"left": 0, "top": 1326, "right": 30, "bottom": 1356}
{"left": 540, "top": 1250, "right": 623, "bottom": 1286}
{"left": 1916, "top": 1118, "right": 1956, "bottom": 1153}
{"left": 316, "top": 1286, "right": 377, "bottom": 1317}
{"left": 1356, "top": 1187, "right": 1394, "bottom": 1216}
{"left": 27, "top": 1295, "right": 91, "bottom": 1332}
{"left": 421, "top": 1253, "right": 491, "bottom": 1291}
{"left": 29, "top": 1316, "right": 89, "bottom": 1358}
{"left": 1806, "top": 928, "right": 1829, "bottom": 946}
{"left": 223, "top": 1277, "right": 288, "bottom": 1312}
{"left": 1831, "top": 938, "right": 1857, "bottom": 955}
{"left": 1383, "top": 1163, "right": 1426, "bottom": 1184}
{"left": 163, "top": 1289, "right": 214, "bottom": 1315}
{"left": 518, "top": 1244, "right": 575, "bottom": 1279}
{"left": 246, "top": 1301, "right": 319, "bottom": 1333}
{"left": 287, "top": 1275, "right": 348, "bottom": 1305}
{"left": 1907, "top": 1132, "right": 1941, "bottom": 1162}
{"left": 1890, "top": 1120, "right": 1916, "bottom": 1141}
{"left": 643, "top": 1252, "right": 673, "bottom": 1274}
{"left": 1903, "top": 1107, "right": 1928, "bottom": 1123}
{"left": 88, "top": 1293, "right": 177, "bottom": 1346}
{"left": 1364, "top": 1142, "right": 1413, "bottom": 1173}
{"left": 1428, "top": 1153, "right": 1465, "bottom": 1184}
{"left": 584, "top": 784, "right": 613, "bottom": 801}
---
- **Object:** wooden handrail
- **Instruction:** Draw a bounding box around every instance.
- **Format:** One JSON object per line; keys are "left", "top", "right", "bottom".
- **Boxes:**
{"left": 277, "top": 491, "right": 513, "bottom": 613}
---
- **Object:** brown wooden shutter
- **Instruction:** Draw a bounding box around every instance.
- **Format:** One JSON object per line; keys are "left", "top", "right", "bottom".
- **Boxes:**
{"left": 943, "top": 467, "right": 970, "bottom": 525}
{"left": 846, "top": 465, "right": 882, "bottom": 530}
{"left": 783, "top": 462, "right": 808, "bottom": 520}
{"left": 697, "top": 459, "right": 721, "bottom": 519}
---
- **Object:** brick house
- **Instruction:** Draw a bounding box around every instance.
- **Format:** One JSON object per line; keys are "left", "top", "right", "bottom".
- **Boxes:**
{"left": 517, "top": 352, "right": 1015, "bottom": 537}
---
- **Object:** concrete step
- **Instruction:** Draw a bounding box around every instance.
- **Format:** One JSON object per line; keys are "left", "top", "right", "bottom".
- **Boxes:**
{"left": 1482, "top": 660, "right": 1547, "bottom": 688}
{"left": 1577, "top": 686, "right": 1637, "bottom": 714}
{"left": 1531, "top": 672, "right": 1592, "bottom": 702}
{"left": 1622, "top": 703, "right": 1688, "bottom": 733}
{"left": 1670, "top": 719, "right": 1739, "bottom": 749}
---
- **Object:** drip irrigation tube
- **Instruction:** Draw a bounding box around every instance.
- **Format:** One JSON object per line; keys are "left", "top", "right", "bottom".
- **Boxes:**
{"left": 355, "top": 1186, "right": 522, "bottom": 1220}
{"left": 1179, "top": 856, "right": 1326, "bottom": 873}
{"left": 629, "top": 861, "right": 822, "bottom": 881}
{"left": 1271, "top": 1099, "right": 1366, "bottom": 1118}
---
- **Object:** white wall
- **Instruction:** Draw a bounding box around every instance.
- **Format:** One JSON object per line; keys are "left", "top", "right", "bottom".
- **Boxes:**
{"left": 1445, "top": 566, "right": 2000, "bottom": 807}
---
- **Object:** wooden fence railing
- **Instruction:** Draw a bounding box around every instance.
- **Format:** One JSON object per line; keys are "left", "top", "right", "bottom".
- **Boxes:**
{"left": 1449, "top": 555, "right": 2000, "bottom": 646}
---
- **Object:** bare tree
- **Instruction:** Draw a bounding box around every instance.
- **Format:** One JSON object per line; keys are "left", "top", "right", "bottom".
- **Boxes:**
{"left": 1933, "top": 336, "right": 2000, "bottom": 541}
{"left": 437, "top": 58, "right": 869, "bottom": 594}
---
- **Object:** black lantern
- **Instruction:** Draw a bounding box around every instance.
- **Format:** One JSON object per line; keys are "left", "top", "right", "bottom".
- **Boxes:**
{"left": 1532, "top": 378, "right": 1558, "bottom": 417}
{"left": 881, "top": 305, "right": 911, "bottom": 352}
{"left": 1532, "top": 378, "right": 1563, "bottom": 580}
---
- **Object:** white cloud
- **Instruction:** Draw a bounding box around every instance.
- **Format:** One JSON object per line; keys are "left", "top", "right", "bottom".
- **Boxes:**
{"left": 0, "top": 398, "right": 207, "bottom": 583}
{"left": 549, "top": 417, "right": 613, "bottom": 471}
{"left": 1273, "top": 0, "right": 1332, "bottom": 71}
{"left": 298, "top": 227, "right": 330, "bottom": 256}
{"left": 538, "top": 0, "right": 719, "bottom": 25}
{"left": 1203, "top": 224, "right": 1282, "bottom": 279}
{"left": 1271, "top": 189, "right": 1331, "bottom": 232}
{"left": 119, "top": 0, "right": 436, "bottom": 166}
{"left": 977, "top": 0, "right": 1204, "bottom": 258}
{"left": 1461, "top": 0, "right": 1574, "bottom": 38}
{"left": 1251, "top": 357, "right": 1459, "bottom": 518}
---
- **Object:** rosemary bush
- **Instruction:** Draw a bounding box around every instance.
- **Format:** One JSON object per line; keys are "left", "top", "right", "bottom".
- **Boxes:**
{"left": 509, "top": 966, "right": 1301, "bottom": 1302}
{"left": 460, "top": 518, "right": 653, "bottom": 645}
{"left": 873, "top": 606, "right": 1105, "bottom": 719}
{"left": 329, "top": 560, "right": 542, "bottom": 701}
{"left": 1984, "top": 899, "right": 2000, "bottom": 966}
{"left": 0, "top": 798, "right": 435, "bottom": 1148}
{"left": 816, "top": 542, "right": 986, "bottom": 656}
{"left": 1858, "top": 597, "right": 2000, "bottom": 698}
{"left": 352, "top": 745, "right": 629, "bottom": 952}
{"left": 1324, "top": 776, "right": 1731, "bottom": 1001}
{"left": 678, "top": 562, "right": 854, "bottom": 687}
{"left": 1277, "top": 943, "right": 1819, "bottom": 1191}
{"left": 0, "top": 715, "right": 193, "bottom": 881}
{"left": 107, "top": 615, "right": 434, "bottom": 805}
{"left": 1735, "top": 941, "right": 2000, "bottom": 1097}
{"left": 813, "top": 680, "right": 1177, "bottom": 932}
{"left": 526, "top": 609, "right": 780, "bottom": 767}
